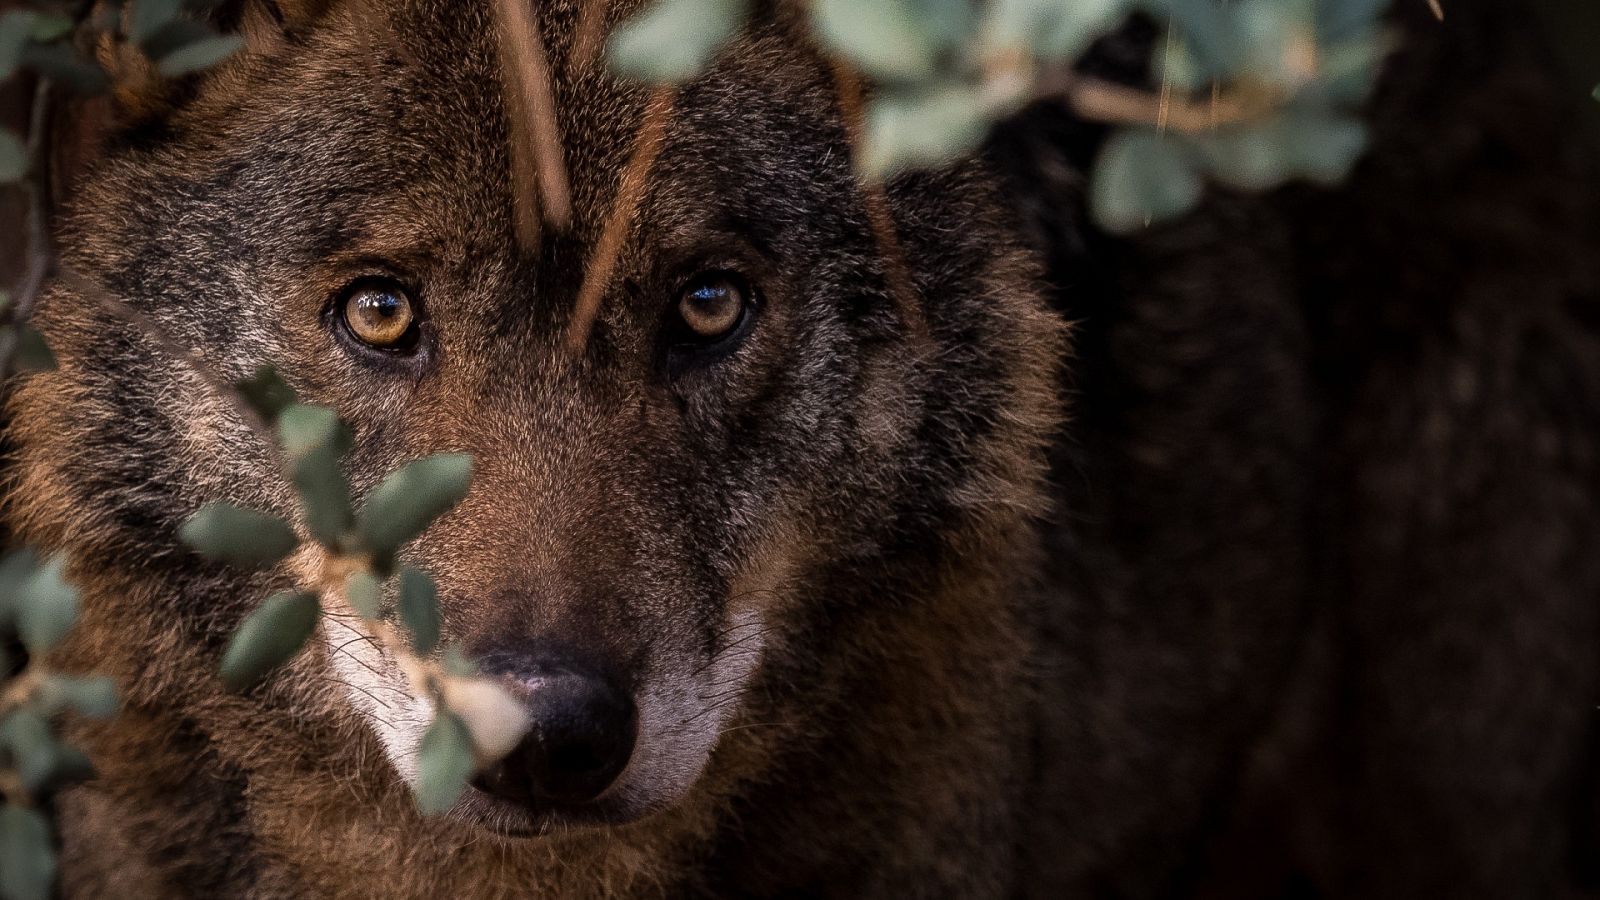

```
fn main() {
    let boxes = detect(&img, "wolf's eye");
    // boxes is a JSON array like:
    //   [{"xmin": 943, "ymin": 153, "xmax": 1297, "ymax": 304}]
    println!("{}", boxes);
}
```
[
  {"xmin": 676, "ymin": 274, "xmax": 749, "ymax": 341},
  {"xmin": 341, "ymin": 281, "xmax": 419, "ymax": 350}
]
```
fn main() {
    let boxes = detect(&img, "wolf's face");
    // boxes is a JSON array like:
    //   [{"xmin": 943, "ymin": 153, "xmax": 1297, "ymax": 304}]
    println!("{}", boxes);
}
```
[{"xmin": 12, "ymin": 0, "xmax": 1062, "ymax": 839}]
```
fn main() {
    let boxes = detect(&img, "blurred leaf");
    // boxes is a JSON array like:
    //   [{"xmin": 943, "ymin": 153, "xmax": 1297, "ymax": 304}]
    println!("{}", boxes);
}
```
[
  {"xmin": 1316, "ymin": 0, "xmax": 1387, "ymax": 44},
  {"xmin": 983, "ymin": 0, "xmax": 1123, "ymax": 61},
  {"xmin": 1090, "ymin": 128, "xmax": 1205, "ymax": 234},
  {"xmin": 414, "ymin": 711, "xmax": 474, "ymax": 815},
  {"xmin": 812, "ymin": 0, "xmax": 938, "ymax": 82},
  {"xmin": 0, "ymin": 805, "xmax": 55, "ymax": 900},
  {"xmin": 904, "ymin": 0, "xmax": 978, "ymax": 50},
  {"xmin": 29, "ymin": 15, "xmax": 75, "ymax": 43},
  {"xmin": 275, "ymin": 404, "xmax": 355, "ymax": 546},
  {"xmin": 0, "ymin": 130, "xmax": 26, "ymax": 184},
  {"xmin": 291, "ymin": 444, "xmax": 353, "ymax": 549},
  {"xmin": 277, "ymin": 405, "xmax": 344, "ymax": 461},
  {"xmin": 234, "ymin": 366, "xmax": 297, "ymax": 422},
  {"xmin": 1279, "ymin": 107, "xmax": 1369, "ymax": 184},
  {"xmin": 20, "ymin": 43, "xmax": 110, "ymax": 94},
  {"xmin": 397, "ymin": 567, "xmax": 440, "ymax": 656},
  {"xmin": 441, "ymin": 645, "xmax": 478, "ymax": 678},
  {"xmin": 157, "ymin": 33, "xmax": 243, "ymax": 78},
  {"xmin": 1192, "ymin": 121, "xmax": 1290, "ymax": 191},
  {"xmin": 0, "ymin": 709, "xmax": 60, "ymax": 793},
  {"xmin": 130, "ymin": 0, "xmax": 185, "ymax": 43},
  {"xmin": 180, "ymin": 502, "xmax": 299, "ymax": 568},
  {"xmin": 10, "ymin": 328, "xmax": 56, "ymax": 373},
  {"xmin": 219, "ymin": 590, "xmax": 320, "ymax": 690},
  {"xmin": 37, "ymin": 675, "xmax": 119, "ymax": 720},
  {"xmin": 16, "ymin": 556, "xmax": 79, "ymax": 655},
  {"xmin": 0, "ymin": 548, "xmax": 38, "ymax": 633},
  {"xmin": 861, "ymin": 86, "xmax": 989, "ymax": 177},
  {"xmin": 355, "ymin": 454, "xmax": 473, "ymax": 564},
  {"xmin": 344, "ymin": 571, "xmax": 382, "ymax": 620},
  {"xmin": 608, "ymin": 0, "xmax": 749, "ymax": 83},
  {"xmin": 0, "ymin": 10, "xmax": 37, "ymax": 81}
]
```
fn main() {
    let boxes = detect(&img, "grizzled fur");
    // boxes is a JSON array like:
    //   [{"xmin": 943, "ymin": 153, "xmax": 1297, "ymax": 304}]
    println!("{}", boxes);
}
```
[{"xmin": 4, "ymin": 0, "xmax": 1598, "ymax": 898}]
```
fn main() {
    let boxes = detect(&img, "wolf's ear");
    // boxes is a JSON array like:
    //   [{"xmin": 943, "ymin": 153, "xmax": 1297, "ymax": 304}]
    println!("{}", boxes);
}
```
[{"xmin": 48, "ymin": 0, "xmax": 338, "ymax": 203}]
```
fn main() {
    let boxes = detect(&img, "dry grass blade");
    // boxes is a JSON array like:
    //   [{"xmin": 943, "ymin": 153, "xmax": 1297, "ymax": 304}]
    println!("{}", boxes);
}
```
[
  {"xmin": 495, "ymin": 0, "xmax": 574, "ymax": 247},
  {"xmin": 827, "ymin": 58, "xmax": 929, "ymax": 343},
  {"xmin": 564, "ymin": 85, "xmax": 677, "ymax": 356},
  {"xmin": 573, "ymin": 0, "xmax": 610, "ymax": 72}
]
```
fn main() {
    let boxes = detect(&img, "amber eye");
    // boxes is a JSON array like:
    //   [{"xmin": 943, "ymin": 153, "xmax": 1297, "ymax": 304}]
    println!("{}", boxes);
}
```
[
  {"xmin": 341, "ymin": 281, "xmax": 418, "ymax": 350},
  {"xmin": 676, "ymin": 274, "xmax": 749, "ymax": 341}
]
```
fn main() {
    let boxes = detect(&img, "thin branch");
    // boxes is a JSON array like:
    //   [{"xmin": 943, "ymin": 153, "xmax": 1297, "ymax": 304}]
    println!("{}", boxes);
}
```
[
  {"xmin": 1065, "ymin": 74, "xmax": 1275, "ymax": 135},
  {"xmin": 563, "ymin": 85, "xmax": 676, "ymax": 356},
  {"xmin": 827, "ymin": 58, "xmax": 929, "ymax": 343},
  {"xmin": 572, "ymin": 0, "xmax": 609, "ymax": 73},
  {"xmin": 495, "ymin": 0, "xmax": 573, "ymax": 247},
  {"xmin": 12, "ymin": 78, "xmax": 56, "ymax": 326}
]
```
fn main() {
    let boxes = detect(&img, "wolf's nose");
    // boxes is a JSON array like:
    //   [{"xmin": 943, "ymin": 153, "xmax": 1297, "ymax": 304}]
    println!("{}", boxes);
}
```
[{"xmin": 472, "ymin": 665, "xmax": 638, "ymax": 806}]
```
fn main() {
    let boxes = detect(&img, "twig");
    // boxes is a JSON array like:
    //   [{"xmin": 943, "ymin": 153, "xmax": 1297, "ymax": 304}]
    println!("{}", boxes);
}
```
[
  {"xmin": 572, "ymin": 0, "xmax": 609, "ymax": 72},
  {"xmin": 495, "ymin": 0, "xmax": 573, "ymax": 247},
  {"xmin": 563, "ymin": 85, "xmax": 676, "ymax": 356},
  {"xmin": 1066, "ymin": 74, "xmax": 1275, "ymax": 135},
  {"xmin": 827, "ymin": 58, "xmax": 929, "ymax": 343},
  {"xmin": 12, "ymin": 78, "xmax": 56, "ymax": 326}
]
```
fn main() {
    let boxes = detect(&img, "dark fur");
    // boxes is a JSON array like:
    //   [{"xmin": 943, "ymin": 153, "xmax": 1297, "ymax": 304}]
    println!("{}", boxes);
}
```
[{"xmin": 4, "ymin": 0, "xmax": 1597, "ymax": 897}]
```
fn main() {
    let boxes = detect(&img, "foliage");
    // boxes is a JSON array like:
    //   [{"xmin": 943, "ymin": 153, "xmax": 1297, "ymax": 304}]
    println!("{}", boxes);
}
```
[
  {"xmin": 0, "ymin": 1, "xmax": 1435, "ymax": 897},
  {"xmin": 610, "ymin": 0, "xmax": 1394, "ymax": 232}
]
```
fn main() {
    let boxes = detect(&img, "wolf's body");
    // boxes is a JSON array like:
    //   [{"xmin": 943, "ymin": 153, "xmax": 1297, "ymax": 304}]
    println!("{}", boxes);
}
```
[{"xmin": 5, "ymin": 0, "xmax": 1598, "ymax": 897}]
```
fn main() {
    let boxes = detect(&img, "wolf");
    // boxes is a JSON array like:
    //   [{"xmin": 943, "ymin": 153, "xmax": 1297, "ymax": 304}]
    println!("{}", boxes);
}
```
[{"xmin": 5, "ymin": 0, "xmax": 1598, "ymax": 897}]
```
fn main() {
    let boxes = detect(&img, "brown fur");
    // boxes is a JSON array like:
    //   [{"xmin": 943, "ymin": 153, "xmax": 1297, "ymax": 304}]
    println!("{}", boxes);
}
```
[{"xmin": 3, "ymin": 0, "xmax": 1598, "ymax": 897}]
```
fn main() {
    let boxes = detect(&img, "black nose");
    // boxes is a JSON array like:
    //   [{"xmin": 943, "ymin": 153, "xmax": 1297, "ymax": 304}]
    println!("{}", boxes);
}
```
[{"xmin": 472, "ymin": 664, "xmax": 638, "ymax": 807}]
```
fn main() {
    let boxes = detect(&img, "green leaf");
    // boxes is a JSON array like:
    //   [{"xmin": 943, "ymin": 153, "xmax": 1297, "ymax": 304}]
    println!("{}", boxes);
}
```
[
  {"xmin": 0, "ymin": 548, "xmax": 38, "ymax": 633},
  {"xmin": 1090, "ymin": 128, "xmax": 1205, "ymax": 234},
  {"xmin": 38, "ymin": 675, "xmax": 119, "ymax": 720},
  {"xmin": 219, "ymin": 591, "xmax": 320, "ymax": 690},
  {"xmin": 157, "ymin": 33, "xmax": 243, "ymax": 78},
  {"xmin": 0, "ymin": 709, "xmax": 58, "ymax": 793},
  {"xmin": 344, "ymin": 570, "xmax": 383, "ymax": 620},
  {"xmin": 180, "ymin": 502, "xmax": 299, "ymax": 568},
  {"xmin": 29, "ymin": 15, "xmax": 75, "ymax": 43},
  {"xmin": 10, "ymin": 327, "xmax": 56, "ymax": 373},
  {"xmin": 16, "ymin": 556, "xmax": 79, "ymax": 655},
  {"xmin": 234, "ymin": 366, "xmax": 297, "ymax": 422},
  {"xmin": 19, "ymin": 43, "xmax": 110, "ymax": 94},
  {"xmin": 982, "ymin": 0, "xmax": 1123, "ymax": 61},
  {"xmin": 355, "ymin": 454, "xmax": 473, "ymax": 564},
  {"xmin": 277, "ymin": 405, "xmax": 354, "ymax": 546},
  {"xmin": 0, "ymin": 805, "xmax": 55, "ymax": 900},
  {"xmin": 812, "ymin": 0, "xmax": 938, "ymax": 82},
  {"xmin": 397, "ymin": 567, "xmax": 440, "ymax": 655},
  {"xmin": 860, "ymin": 86, "xmax": 990, "ymax": 177},
  {"xmin": 414, "ymin": 711, "xmax": 475, "ymax": 815},
  {"xmin": 0, "ymin": 130, "xmax": 26, "ymax": 184},
  {"xmin": 607, "ymin": 0, "xmax": 749, "ymax": 83},
  {"xmin": 130, "ymin": 0, "xmax": 185, "ymax": 43},
  {"xmin": 277, "ymin": 404, "xmax": 344, "ymax": 461},
  {"xmin": 0, "ymin": 10, "xmax": 38, "ymax": 81},
  {"xmin": 441, "ymin": 645, "xmax": 479, "ymax": 678},
  {"xmin": 1316, "ymin": 0, "xmax": 1387, "ymax": 44}
]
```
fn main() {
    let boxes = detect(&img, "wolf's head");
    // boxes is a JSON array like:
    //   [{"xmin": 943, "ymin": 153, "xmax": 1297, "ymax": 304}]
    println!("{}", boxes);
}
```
[{"xmin": 9, "ymin": 0, "xmax": 1063, "ymax": 840}]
